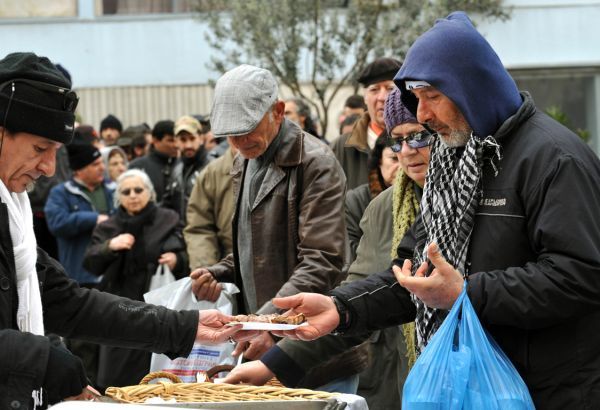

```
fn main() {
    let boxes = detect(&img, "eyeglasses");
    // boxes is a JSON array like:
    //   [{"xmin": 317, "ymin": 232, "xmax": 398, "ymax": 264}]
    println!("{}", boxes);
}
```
[
  {"xmin": 120, "ymin": 187, "xmax": 145, "ymax": 196},
  {"xmin": 386, "ymin": 130, "xmax": 434, "ymax": 153},
  {"xmin": 0, "ymin": 78, "xmax": 79, "ymax": 112}
]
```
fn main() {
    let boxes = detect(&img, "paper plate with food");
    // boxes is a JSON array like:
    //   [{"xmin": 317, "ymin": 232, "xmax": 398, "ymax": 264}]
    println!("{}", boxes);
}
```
[{"xmin": 227, "ymin": 313, "xmax": 308, "ymax": 330}]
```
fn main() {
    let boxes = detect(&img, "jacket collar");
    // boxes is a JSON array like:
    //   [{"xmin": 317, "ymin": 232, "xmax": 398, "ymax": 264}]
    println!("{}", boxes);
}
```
[
  {"xmin": 493, "ymin": 92, "xmax": 536, "ymax": 144},
  {"xmin": 345, "ymin": 112, "xmax": 372, "ymax": 152},
  {"xmin": 149, "ymin": 146, "xmax": 176, "ymax": 164}
]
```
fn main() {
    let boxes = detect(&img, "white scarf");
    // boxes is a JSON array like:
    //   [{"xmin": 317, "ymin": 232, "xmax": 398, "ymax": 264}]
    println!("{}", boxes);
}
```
[{"xmin": 0, "ymin": 180, "xmax": 44, "ymax": 335}]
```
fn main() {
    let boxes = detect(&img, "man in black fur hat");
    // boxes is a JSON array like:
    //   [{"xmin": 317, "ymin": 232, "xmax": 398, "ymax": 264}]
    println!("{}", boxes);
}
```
[{"xmin": 0, "ymin": 52, "xmax": 253, "ymax": 409}]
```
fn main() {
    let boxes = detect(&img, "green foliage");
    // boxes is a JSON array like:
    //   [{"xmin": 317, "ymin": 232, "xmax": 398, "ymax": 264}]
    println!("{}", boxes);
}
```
[
  {"xmin": 545, "ymin": 105, "xmax": 590, "ymax": 142},
  {"xmin": 196, "ymin": 0, "xmax": 509, "ymax": 137}
]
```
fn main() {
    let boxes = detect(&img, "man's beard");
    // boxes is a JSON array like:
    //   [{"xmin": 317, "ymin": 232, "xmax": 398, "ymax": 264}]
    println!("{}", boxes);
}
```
[
  {"xmin": 440, "ymin": 129, "xmax": 472, "ymax": 148},
  {"xmin": 26, "ymin": 180, "xmax": 36, "ymax": 193}
]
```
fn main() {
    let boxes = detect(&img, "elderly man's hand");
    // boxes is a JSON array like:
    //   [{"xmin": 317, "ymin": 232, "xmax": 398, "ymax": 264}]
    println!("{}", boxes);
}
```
[
  {"xmin": 270, "ymin": 293, "xmax": 339, "ymax": 341},
  {"xmin": 191, "ymin": 268, "xmax": 222, "ymax": 302},
  {"xmin": 232, "ymin": 331, "xmax": 275, "ymax": 360},
  {"xmin": 196, "ymin": 309, "xmax": 259, "ymax": 345},
  {"xmin": 221, "ymin": 360, "xmax": 275, "ymax": 386},
  {"xmin": 393, "ymin": 242, "xmax": 463, "ymax": 310}
]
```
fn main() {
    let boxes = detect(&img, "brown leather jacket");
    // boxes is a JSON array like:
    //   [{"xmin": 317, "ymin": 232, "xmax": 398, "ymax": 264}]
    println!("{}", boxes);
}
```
[
  {"xmin": 208, "ymin": 120, "xmax": 347, "ymax": 314},
  {"xmin": 332, "ymin": 113, "xmax": 371, "ymax": 190}
]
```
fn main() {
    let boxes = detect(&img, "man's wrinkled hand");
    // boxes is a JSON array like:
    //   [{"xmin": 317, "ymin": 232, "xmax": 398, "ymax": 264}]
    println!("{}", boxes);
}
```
[
  {"xmin": 232, "ymin": 331, "xmax": 275, "ymax": 360},
  {"xmin": 393, "ymin": 242, "xmax": 463, "ymax": 310},
  {"xmin": 221, "ymin": 360, "xmax": 275, "ymax": 386},
  {"xmin": 190, "ymin": 268, "xmax": 222, "ymax": 302},
  {"xmin": 270, "ymin": 293, "xmax": 339, "ymax": 341}
]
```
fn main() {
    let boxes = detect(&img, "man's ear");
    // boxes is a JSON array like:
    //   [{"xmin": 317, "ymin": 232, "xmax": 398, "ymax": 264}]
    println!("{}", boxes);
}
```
[{"xmin": 272, "ymin": 100, "xmax": 286, "ymax": 120}]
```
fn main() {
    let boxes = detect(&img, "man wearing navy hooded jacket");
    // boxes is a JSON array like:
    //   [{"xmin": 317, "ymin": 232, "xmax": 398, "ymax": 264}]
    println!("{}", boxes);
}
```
[{"xmin": 269, "ymin": 12, "xmax": 600, "ymax": 409}]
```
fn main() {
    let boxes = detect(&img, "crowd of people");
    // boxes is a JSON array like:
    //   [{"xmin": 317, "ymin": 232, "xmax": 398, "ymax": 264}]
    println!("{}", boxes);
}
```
[{"xmin": 1, "ymin": 10, "xmax": 600, "ymax": 410}]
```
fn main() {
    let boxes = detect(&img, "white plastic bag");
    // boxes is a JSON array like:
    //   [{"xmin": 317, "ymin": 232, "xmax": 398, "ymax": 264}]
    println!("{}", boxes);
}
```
[
  {"xmin": 144, "ymin": 277, "xmax": 239, "ymax": 382},
  {"xmin": 148, "ymin": 263, "xmax": 176, "ymax": 291}
]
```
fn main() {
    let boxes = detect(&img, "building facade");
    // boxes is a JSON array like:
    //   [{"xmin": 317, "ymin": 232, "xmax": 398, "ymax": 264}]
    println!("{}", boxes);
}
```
[{"xmin": 0, "ymin": 0, "xmax": 598, "ymax": 147}]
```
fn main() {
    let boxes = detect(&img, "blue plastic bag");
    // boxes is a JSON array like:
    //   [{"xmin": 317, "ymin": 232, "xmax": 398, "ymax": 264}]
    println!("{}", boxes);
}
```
[{"xmin": 402, "ymin": 284, "xmax": 535, "ymax": 409}]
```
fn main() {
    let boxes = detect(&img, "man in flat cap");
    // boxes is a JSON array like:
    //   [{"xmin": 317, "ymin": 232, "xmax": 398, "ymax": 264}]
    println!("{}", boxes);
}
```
[
  {"xmin": 190, "ymin": 65, "xmax": 364, "ymax": 390},
  {"xmin": 0, "ymin": 52, "xmax": 252, "ymax": 409},
  {"xmin": 332, "ymin": 57, "xmax": 401, "ymax": 189}
]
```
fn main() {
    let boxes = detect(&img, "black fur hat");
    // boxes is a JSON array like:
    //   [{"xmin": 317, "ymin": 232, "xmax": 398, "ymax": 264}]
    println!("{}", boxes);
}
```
[{"xmin": 0, "ymin": 52, "xmax": 78, "ymax": 144}]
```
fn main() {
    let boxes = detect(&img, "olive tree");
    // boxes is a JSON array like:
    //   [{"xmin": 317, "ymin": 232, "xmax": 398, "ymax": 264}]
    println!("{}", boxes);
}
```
[{"xmin": 196, "ymin": 0, "xmax": 509, "ymax": 137}]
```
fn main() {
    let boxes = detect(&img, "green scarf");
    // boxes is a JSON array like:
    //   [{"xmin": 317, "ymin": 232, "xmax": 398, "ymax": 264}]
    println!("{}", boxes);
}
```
[{"xmin": 391, "ymin": 170, "xmax": 420, "ymax": 369}]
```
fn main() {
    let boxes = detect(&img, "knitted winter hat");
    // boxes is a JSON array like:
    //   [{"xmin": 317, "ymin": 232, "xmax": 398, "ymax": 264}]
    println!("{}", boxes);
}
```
[
  {"xmin": 67, "ymin": 142, "xmax": 101, "ymax": 171},
  {"xmin": 0, "ymin": 52, "xmax": 78, "ymax": 144},
  {"xmin": 384, "ymin": 88, "xmax": 417, "ymax": 132},
  {"xmin": 100, "ymin": 114, "xmax": 123, "ymax": 133}
]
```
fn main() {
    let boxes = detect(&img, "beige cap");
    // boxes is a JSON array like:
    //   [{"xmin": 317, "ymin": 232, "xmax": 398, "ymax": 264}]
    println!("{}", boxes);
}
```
[{"xmin": 174, "ymin": 115, "xmax": 201, "ymax": 136}]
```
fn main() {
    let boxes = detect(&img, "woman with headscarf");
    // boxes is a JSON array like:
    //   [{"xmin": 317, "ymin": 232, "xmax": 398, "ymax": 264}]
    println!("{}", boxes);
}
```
[
  {"xmin": 100, "ymin": 146, "xmax": 128, "ymax": 182},
  {"xmin": 83, "ymin": 168, "xmax": 189, "ymax": 390}
]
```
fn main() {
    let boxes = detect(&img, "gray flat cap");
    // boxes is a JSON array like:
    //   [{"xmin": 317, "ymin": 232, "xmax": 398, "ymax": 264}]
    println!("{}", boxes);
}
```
[{"xmin": 211, "ymin": 64, "xmax": 278, "ymax": 138}]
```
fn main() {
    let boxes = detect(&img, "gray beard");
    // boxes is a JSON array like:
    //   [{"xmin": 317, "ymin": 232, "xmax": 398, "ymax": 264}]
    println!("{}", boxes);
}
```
[
  {"xmin": 26, "ymin": 180, "xmax": 36, "ymax": 193},
  {"xmin": 440, "ymin": 130, "xmax": 471, "ymax": 148}
]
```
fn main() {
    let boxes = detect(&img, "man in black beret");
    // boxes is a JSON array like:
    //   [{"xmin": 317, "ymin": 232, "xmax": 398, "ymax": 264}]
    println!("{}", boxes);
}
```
[
  {"xmin": 0, "ymin": 52, "xmax": 254, "ymax": 409},
  {"xmin": 332, "ymin": 57, "xmax": 401, "ymax": 189}
]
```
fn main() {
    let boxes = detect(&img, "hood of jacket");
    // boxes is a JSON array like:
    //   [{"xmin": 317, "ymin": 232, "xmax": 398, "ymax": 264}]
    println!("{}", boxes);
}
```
[{"xmin": 394, "ymin": 11, "xmax": 522, "ymax": 139}]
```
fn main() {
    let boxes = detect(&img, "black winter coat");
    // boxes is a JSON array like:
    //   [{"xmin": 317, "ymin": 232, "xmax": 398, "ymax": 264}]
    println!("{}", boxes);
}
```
[
  {"xmin": 0, "ymin": 205, "xmax": 198, "ymax": 409},
  {"xmin": 331, "ymin": 94, "xmax": 600, "ymax": 409},
  {"xmin": 83, "ymin": 203, "xmax": 189, "ymax": 389}
]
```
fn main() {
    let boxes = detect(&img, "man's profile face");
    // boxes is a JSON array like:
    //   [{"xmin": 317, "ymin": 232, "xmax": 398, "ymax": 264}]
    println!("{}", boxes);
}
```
[
  {"xmin": 228, "ymin": 102, "xmax": 284, "ymax": 159},
  {"xmin": 412, "ymin": 86, "xmax": 472, "ymax": 147},
  {"xmin": 75, "ymin": 157, "xmax": 105, "ymax": 188},
  {"xmin": 101, "ymin": 128, "xmax": 120, "ymax": 146},
  {"xmin": 284, "ymin": 101, "xmax": 305, "ymax": 128},
  {"xmin": 178, "ymin": 131, "xmax": 202, "ymax": 159},
  {"xmin": 0, "ymin": 130, "xmax": 60, "ymax": 193},
  {"xmin": 202, "ymin": 131, "xmax": 217, "ymax": 152},
  {"xmin": 153, "ymin": 134, "xmax": 180, "ymax": 158},
  {"xmin": 364, "ymin": 80, "xmax": 396, "ymax": 128}
]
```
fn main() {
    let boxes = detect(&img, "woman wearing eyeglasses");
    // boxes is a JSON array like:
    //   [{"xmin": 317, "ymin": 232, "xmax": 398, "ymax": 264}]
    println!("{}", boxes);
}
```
[{"xmin": 83, "ymin": 168, "xmax": 189, "ymax": 391}]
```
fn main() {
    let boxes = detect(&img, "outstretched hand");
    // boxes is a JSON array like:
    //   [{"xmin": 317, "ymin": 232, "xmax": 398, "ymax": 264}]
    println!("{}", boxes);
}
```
[
  {"xmin": 232, "ymin": 331, "xmax": 275, "ymax": 360},
  {"xmin": 196, "ymin": 309, "xmax": 259, "ymax": 345},
  {"xmin": 270, "ymin": 293, "xmax": 339, "ymax": 341},
  {"xmin": 393, "ymin": 242, "xmax": 463, "ymax": 310},
  {"xmin": 221, "ymin": 360, "xmax": 275, "ymax": 386}
]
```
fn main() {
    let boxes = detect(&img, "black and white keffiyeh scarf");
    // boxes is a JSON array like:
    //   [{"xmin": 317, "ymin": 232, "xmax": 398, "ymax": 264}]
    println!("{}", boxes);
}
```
[{"xmin": 412, "ymin": 133, "xmax": 501, "ymax": 354}]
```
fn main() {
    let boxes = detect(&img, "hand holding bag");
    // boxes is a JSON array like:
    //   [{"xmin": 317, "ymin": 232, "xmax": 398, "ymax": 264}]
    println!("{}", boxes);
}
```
[
  {"xmin": 402, "ymin": 283, "xmax": 535, "ymax": 410},
  {"xmin": 144, "ymin": 277, "xmax": 239, "ymax": 382},
  {"xmin": 148, "ymin": 263, "xmax": 176, "ymax": 291}
]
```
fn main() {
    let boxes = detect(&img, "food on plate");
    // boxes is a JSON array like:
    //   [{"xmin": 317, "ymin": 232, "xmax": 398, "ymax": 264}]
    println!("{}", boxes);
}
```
[{"xmin": 231, "ymin": 313, "xmax": 306, "ymax": 325}]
